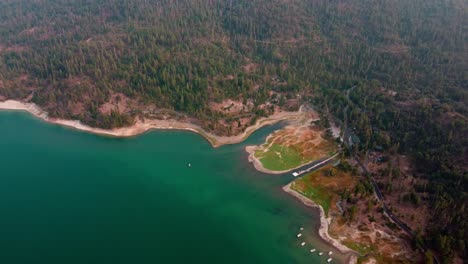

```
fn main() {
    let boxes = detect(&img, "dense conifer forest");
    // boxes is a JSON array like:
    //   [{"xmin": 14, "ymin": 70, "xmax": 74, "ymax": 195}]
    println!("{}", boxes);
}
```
[{"xmin": 0, "ymin": 0, "xmax": 466, "ymax": 262}]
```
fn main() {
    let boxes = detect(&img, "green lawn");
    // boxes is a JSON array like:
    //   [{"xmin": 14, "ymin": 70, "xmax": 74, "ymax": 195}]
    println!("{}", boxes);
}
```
[
  {"xmin": 255, "ymin": 143, "xmax": 305, "ymax": 171},
  {"xmin": 291, "ymin": 180, "xmax": 332, "ymax": 216}
]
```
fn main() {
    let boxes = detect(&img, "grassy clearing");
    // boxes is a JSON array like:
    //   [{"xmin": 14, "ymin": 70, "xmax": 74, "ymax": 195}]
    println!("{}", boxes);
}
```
[
  {"xmin": 255, "ymin": 143, "xmax": 305, "ymax": 171},
  {"xmin": 253, "ymin": 125, "xmax": 338, "ymax": 172},
  {"xmin": 291, "ymin": 180, "xmax": 332, "ymax": 215}
]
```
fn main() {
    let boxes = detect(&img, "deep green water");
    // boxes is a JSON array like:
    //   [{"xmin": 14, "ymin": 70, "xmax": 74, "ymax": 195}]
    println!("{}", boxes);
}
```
[{"xmin": 0, "ymin": 112, "xmax": 346, "ymax": 264}]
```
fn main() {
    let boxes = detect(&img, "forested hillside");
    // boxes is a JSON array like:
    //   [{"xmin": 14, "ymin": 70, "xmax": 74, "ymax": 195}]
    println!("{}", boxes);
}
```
[{"xmin": 0, "ymin": 0, "xmax": 466, "ymax": 262}]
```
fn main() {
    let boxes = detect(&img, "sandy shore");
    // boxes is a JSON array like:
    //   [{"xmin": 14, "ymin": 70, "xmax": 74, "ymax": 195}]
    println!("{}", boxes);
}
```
[
  {"xmin": 283, "ymin": 183, "xmax": 358, "ymax": 264},
  {"xmin": 0, "ymin": 100, "xmax": 303, "ymax": 147}
]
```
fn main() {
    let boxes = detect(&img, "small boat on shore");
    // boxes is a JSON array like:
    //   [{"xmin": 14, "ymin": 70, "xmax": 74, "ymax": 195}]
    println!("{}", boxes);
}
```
[
  {"xmin": 328, "ymin": 251, "xmax": 333, "ymax": 255},
  {"xmin": 310, "ymin": 249, "xmax": 316, "ymax": 252},
  {"xmin": 297, "ymin": 233, "xmax": 302, "ymax": 238},
  {"xmin": 318, "ymin": 252, "xmax": 323, "ymax": 256},
  {"xmin": 300, "ymin": 242, "xmax": 305, "ymax": 246},
  {"xmin": 327, "ymin": 257, "xmax": 333, "ymax": 262},
  {"xmin": 299, "ymin": 227, "xmax": 304, "ymax": 231}
]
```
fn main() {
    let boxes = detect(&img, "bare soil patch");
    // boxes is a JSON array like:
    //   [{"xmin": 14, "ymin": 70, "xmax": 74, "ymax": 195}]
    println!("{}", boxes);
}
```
[
  {"xmin": 209, "ymin": 99, "xmax": 248, "ymax": 114},
  {"xmin": 99, "ymin": 93, "xmax": 133, "ymax": 115},
  {"xmin": 242, "ymin": 63, "xmax": 258, "ymax": 73},
  {"xmin": 293, "ymin": 163, "xmax": 421, "ymax": 263},
  {"xmin": 3, "ymin": 45, "xmax": 28, "ymax": 53}
]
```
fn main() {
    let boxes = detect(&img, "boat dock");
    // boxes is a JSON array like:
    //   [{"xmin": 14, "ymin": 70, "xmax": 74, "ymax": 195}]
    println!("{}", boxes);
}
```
[{"xmin": 292, "ymin": 153, "xmax": 340, "ymax": 177}]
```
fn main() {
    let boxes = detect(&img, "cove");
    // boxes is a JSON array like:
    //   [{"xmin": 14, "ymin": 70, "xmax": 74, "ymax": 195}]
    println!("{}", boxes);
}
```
[{"xmin": 0, "ymin": 112, "xmax": 346, "ymax": 264}]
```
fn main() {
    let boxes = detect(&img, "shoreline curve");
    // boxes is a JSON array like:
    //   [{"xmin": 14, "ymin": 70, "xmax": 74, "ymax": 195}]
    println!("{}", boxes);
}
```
[{"xmin": 0, "ymin": 100, "xmax": 303, "ymax": 148}]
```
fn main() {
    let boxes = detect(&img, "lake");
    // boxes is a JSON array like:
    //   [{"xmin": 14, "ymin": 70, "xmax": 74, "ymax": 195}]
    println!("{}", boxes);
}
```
[{"xmin": 0, "ymin": 112, "xmax": 345, "ymax": 264}]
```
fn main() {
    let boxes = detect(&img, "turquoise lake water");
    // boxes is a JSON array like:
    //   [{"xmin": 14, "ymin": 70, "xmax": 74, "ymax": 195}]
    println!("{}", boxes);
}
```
[{"xmin": 0, "ymin": 112, "xmax": 346, "ymax": 264}]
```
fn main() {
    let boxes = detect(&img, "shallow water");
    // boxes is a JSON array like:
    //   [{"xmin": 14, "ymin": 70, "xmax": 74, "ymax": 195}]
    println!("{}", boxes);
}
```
[{"xmin": 0, "ymin": 112, "xmax": 346, "ymax": 264}]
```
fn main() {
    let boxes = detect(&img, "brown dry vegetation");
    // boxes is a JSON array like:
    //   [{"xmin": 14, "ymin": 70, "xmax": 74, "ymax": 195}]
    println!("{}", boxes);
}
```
[
  {"xmin": 242, "ymin": 62, "xmax": 258, "ymax": 73},
  {"xmin": 209, "ymin": 99, "xmax": 249, "ymax": 114},
  {"xmin": 294, "ymin": 163, "xmax": 421, "ymax": 263},
  {"xmin": 367, "ymin": 154, "xmax": 431, "ymax": 234},
  {"xmin": 293, "ymin": 164, "xmax": 357, "ymax": 214},
  {"xmin": 260, "ymin": 123, "xmax": 336, "ymax": 160},
  {"xmin": 99, "ymin": 92, "xmax": 134, "ymax": 115}
]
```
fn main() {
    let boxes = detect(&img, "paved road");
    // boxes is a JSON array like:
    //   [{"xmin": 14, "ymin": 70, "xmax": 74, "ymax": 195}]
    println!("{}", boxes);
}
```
[
  {"xmin": 353, "ymin": 156, "xmax": 439, "ymax": 263},
  {"xmin": 292, "ymin": 153, "xmax": 340, "ymax": 177},
  {"xmin": 343, "ymin": 86, "xmax": 417, "ymax": 237},
  {"xmin": 353, "ymin": 157, "xmax": 414, "ymax": 237},
  {"xmin": 342, "ymin": 87, "xmax": 439, "ymax": 263},
  {"xmin": 283, "ymin": 154, "xmax": 340, "ymax": 180}
]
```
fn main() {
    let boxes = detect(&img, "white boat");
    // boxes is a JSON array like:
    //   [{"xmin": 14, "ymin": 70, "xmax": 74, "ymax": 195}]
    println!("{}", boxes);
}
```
[
  {"xmin": 300, "ymin": 227, "xmax": 304, "ymax": 231},
  {"xmin": 300, "ymin": 242, "xmax": 306, "ymax": 246},
  {"xmin": 188, "ymin": 163, "xmax": 191, "ymax": 167},
  {"xmin": 327, "ymin": 258, "xmax": 333, "ymax": 262},
  {"xmin": 328, "ymin": 251, "xmax": 333, "ymax": 255},
  {"xmin": 292, "ymin": 172, "xmax": 299, "ymax": 177},
  {"xmin": 310, "ymin": 249, "xmax": 316, "ymax": 253},
  {"xmin": 318, "ymin": 252, "xmax": 323, "ymax": 256},
  {"xmin": 297, "ymin": 233, "xmax": 302, "ymax": 238}
]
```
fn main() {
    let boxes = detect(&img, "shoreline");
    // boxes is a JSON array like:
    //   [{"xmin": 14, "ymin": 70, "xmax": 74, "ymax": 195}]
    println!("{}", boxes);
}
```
[
  {"xmin": 0, "ymin": 100, "xmax": 303, "ymax": 148},
  {"xmin": 283, "ymin": 183, "xmax": 358, "ymax": 264},
  {"xmin": 1, "ymin": 99, "xmax": 358, "ymax": 262}
]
